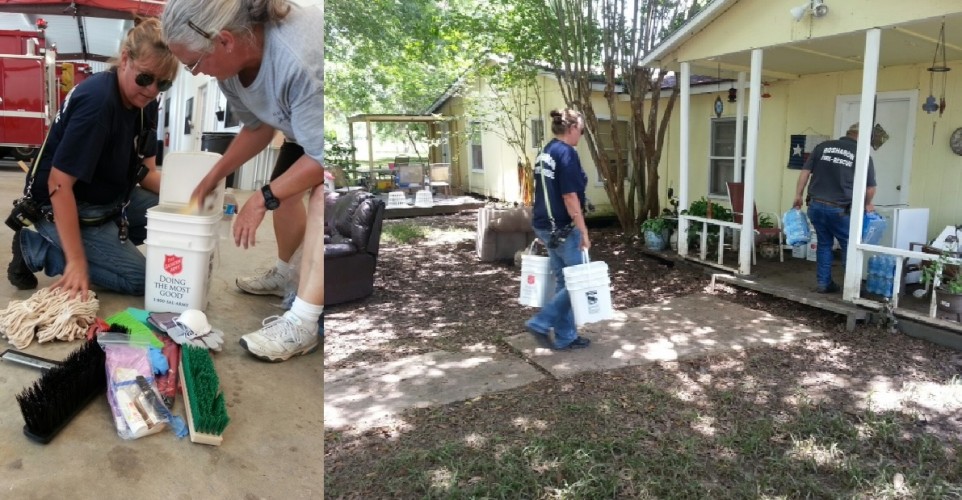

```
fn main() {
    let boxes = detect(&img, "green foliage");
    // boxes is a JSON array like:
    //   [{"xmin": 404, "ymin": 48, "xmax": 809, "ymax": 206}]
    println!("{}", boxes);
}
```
[
  {"xmin": 683, "ymin": 197, "xmax": 733, "ymax": 223},
  {"xmin": 920, "ymin": 246, "xmax": 962, "ymax": 294},
  {"xmin": 640, "ymin": 216, "xmax": 669, "ymax": 234},
  {"xmin": 383, "ymin": 223, "xmax": 427, "ymax": 244},
  {"xmin": 758, "ymin": 213, "xmax": 775, "ymax": 228},
  {"xmin": 324, "ymin": 139, "xmax": 361, "ymax": 187}
]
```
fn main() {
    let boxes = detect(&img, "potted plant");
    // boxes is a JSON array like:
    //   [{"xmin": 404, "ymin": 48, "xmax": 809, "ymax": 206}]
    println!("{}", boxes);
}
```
[
  {"xmin": 757, "ymin": 213, "xmax": 780, "ymax": 259},
  {"xmin": 681, "ymin": 197, "xmax": 733, "ymax": 255},
  {"xmin": 641, "ymin": 216, "xmax": 671, "ymax": 251},
  {"xmin": 920, "ymin": 243, "xmax": 962, "ymax": 322}
]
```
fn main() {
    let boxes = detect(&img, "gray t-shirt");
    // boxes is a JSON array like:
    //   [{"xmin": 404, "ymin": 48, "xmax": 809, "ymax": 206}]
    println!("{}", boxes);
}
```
[
  {"xmin": 802, "ymin": 136, "xmax": 876, "ymax": 205},
  {"xmin": 218, "ymin": 4, "xmax": 323, "ymax": 164}
]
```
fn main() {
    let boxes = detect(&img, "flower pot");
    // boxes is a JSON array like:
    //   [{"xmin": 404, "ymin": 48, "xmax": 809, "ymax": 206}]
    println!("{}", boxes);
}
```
[
  {"xmin": 644, "ymin": 230, "xmax": 668, "ymax": 251},
  {"xmin": 936, "ymin": 288, "xmax": 962, "ymax": 322},
  {"xmin": 759, "ymin": 242, "xmax": 780, "ymax": 260}
]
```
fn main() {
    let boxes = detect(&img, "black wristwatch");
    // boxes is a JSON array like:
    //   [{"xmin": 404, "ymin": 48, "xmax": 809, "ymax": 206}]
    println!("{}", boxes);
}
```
[{"xmin": 261, "ymin": 184, "xmax": 280, "ymax": 210}]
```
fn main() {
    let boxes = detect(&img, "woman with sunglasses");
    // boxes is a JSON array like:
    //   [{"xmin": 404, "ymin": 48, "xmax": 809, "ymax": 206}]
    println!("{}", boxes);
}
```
[
  {"xmin": 7, "ymin": 18, "xmax": 179, "ymax": 299},
  {"xmin": 162, "ymin": 0, "xmax": 325, "ymax": 362},
  {"xmin": 524, "ymin": 108, "xmax": 593, "ymax": 351}
]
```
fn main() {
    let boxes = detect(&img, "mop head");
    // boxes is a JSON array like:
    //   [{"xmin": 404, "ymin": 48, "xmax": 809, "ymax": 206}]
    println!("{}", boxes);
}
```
[
  {"xmin": 0, "ymin": 288, "xmax": 99, "ymax": 349},
  {"xmin": 15, "ymin": 339, "xmax": 107, "ymax": 444},
  {"xmin": 179, "ymin": 345, "xmax": 229, "ymax": 445}
]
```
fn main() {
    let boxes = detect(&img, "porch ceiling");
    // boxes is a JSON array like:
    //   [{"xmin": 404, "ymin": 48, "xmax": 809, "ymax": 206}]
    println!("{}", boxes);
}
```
[{"xmin": 684, "ymin": 14, "xmax": 962, "ymax": 81}]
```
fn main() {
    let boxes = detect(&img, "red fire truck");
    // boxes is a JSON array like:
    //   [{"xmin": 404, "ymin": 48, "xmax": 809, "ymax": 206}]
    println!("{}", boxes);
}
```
[{"xmin": 0, "ymin": 28, "xmax": 91, "ymax": 161}]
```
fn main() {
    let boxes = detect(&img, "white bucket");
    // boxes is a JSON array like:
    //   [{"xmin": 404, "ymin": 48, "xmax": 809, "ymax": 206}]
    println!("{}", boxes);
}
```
[
  {"xmin": 519, "ymin": 252, "xmax": 554, "ymax": 307},
  {"xmin": 563, "ymin": 251, "xmax": 614, "ymax": 326},
  {"xmin": 144, "ymin": 235, "xmax": 216, "ymax": 313}
]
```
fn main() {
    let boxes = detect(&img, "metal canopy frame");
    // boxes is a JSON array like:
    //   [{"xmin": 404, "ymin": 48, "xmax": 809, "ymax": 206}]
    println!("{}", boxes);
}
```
[{"xmin": 346, "ymin": 113, "xmax": 453, "ymax": 173}]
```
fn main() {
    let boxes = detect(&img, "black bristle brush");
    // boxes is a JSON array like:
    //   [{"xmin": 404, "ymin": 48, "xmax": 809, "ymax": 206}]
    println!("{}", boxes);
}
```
[{"xmin": 15, "ymin": 324, "xmax": 128, "ymax": 444}]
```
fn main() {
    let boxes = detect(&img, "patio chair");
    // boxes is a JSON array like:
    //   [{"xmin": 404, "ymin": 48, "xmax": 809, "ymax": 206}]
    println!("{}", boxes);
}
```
[
  {"xmin": 429, "ymin": 163, "xmax": 452, "ymax": 196},
  {"xmin": 726, "ymin": 181, "xmax": 784, "ymax": 264},
  {"xmin": 396, "ymin": 163, "xmax": 424, "ymax": 194}
]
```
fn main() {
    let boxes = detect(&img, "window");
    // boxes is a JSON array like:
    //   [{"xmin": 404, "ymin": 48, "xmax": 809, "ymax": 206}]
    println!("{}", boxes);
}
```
[
  {"xmin": 530, "ymin": 118, "xmax": 544, "ymax": 149},
  {"xmin": 470, "ymin": 121, "xmax": 484, "ymax": 171},
  {"xmin": 709, "ymin": 118, "xmax": 747, "ymax": 197},
  {"xmin": 595, "ymin": 119, "xmax": 631, "ymax": 183}
]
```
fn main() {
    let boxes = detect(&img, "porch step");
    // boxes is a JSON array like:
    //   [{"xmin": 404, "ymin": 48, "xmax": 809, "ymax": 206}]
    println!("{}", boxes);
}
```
[{"xmin": 710, "ymin": 273, "xmax": 870, "ymax": 331}]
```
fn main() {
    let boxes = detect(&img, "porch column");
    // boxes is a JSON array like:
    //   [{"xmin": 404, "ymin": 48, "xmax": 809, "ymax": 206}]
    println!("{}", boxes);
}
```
[
  {"xmin": 733, "ymin": 72, "xmax": 746, "ymax": 183},
  {"xmin": 843, "ymin": 28, "xmax": 881, "ymax": 301},
  {"xmin": 366, "ymin": 120, "xmax": 375, "ymax": 171},
  {"xmin": 348, "ymin": 120, "xmax": 356, "ymax": 169},
  {"xmin": 738, "ymin": 49, "xmax": 763, "ymax": 275},
  {"xmin": 679, "ymin": 62, "xmax": 691, "ymax": 257}
]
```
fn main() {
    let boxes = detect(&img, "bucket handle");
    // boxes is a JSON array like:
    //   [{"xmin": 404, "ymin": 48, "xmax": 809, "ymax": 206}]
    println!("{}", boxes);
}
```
[
  {"xmin": 581, "ymin": 249, "xmax": 590, "ymax": 264},
  {"xmin": 526, "ymin": 238, "xmax": 547, "ymax": 255}
]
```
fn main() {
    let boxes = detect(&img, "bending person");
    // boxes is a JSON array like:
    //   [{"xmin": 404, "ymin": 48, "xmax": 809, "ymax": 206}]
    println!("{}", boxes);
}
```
[
  {"xmin": 162, "ymin": 0, "xmax": 324, "ymax": 362},
  {"xmin": 7, "ymin": 18, "xmax": 176, "ymax": 298}
]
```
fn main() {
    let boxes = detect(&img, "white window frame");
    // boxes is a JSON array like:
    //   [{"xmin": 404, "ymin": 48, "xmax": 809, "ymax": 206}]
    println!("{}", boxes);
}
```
[
  {"xmin": 708, "ymin": 117, "xmax": 746, "ymax": 198},
  {"xmin": 470, "ymin": 121, "xmax": 484, "ymax": 172},
  {"xmin": 595, "ymin": 117, "xmax": 631, "ymax": 187},
  {"xmin": 530, "ymin": 118, "xmax": 544, "ymax": 150}
]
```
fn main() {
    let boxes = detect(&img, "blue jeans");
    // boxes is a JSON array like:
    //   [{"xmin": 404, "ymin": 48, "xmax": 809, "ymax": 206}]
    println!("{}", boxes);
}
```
[
  {"xmin": 526, "ymin": 227, "xmax": 584, "ymax": 348},
  {"xmin": 806, "ymin": 201, "xmax": 849, "ymax": 289},
  {"xmin": 20, "ymin": 187, "xmax": 158, "ymax": 295}
]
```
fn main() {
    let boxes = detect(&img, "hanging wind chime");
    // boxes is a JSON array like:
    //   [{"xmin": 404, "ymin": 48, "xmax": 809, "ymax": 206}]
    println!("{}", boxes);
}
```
[
  {"xmin": 924, "ymin": 21, "xmax": 951, "ymax": 145},
  {"xmin": 714, "ymin": 64, "xmax": 724, "ymax": 118},
  {"xmin": 923, "ymin": 21, "xmax": 950, "ymax": 116}
]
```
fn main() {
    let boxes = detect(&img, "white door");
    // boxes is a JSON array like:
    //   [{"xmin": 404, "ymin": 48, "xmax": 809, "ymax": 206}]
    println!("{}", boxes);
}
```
[{"xmin": 835, "ymin": 91, "xmax": 917, "ymax": 206}]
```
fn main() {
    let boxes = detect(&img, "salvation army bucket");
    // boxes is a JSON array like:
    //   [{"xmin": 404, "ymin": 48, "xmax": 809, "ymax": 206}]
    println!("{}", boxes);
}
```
[
  {"xmin": 563, "ymin": 250, "xmax": 614, "ymax": 326},
  {"xmin": 144, "ymin": 234, "xmax": 216, "ymax": 313},
  {"xmin": 518, "ymin": 242, "xmax": 554, "ymax": 307}
]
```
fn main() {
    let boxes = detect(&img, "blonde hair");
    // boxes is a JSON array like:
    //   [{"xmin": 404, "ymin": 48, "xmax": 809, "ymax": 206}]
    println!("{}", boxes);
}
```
[
  {"xmin": 162, "ymin": 0, "xmax": 291, "ymax": 52},
  {"xmin": 549, "ymin": 108, "xmax": 583, "ymax": 136},
  {"xmin": 111, "ymin": 18, "xmax": 179, "ymax": 81}
]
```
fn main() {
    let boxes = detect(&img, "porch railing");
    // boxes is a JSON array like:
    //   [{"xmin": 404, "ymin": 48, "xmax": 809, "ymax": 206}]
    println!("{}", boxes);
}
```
[
  {"xmin": 854, "ymin": 244, "xmax": 962, "ymax": 321},
  {"xmin": 679, "ymin": 214, "xmax": 744, "ymax": 274}
]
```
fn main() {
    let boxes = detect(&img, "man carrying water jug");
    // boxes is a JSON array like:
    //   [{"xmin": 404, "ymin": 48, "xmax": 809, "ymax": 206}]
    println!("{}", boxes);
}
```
[{"xmin": 793, "ymin": 122, "xmax": 877, "ymax": 294}]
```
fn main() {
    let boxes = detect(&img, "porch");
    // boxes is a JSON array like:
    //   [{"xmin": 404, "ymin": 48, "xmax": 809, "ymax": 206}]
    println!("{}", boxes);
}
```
[{"xmin": 663, "ymin": 242, "xmax": 962, "ymax": 345}]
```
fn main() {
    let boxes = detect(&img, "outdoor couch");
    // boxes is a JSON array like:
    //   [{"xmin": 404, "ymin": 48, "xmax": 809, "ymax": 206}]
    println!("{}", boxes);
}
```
[
  {"xmin": 476, "ymin": 206, "xmax": 535, "ymax": 262},
  {"xmin": 324, "ymin": 190, "xmax": 386, "ymax": 305}
]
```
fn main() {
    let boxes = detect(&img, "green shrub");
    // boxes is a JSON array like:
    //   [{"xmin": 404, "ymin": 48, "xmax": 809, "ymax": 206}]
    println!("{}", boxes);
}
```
[{"xmin": 383, "ymin": 223, "xmax": 426, "ymax": 244}]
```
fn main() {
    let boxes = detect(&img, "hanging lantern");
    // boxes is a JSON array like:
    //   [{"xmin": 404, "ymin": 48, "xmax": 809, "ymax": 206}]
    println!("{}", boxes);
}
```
[
  {"xmin": 761, "ymin": 82, "xmax": 772, "ymax": 99},
  {"xmin": 727, "ymin": 87, "xmax": 737, "ymax": 103}
]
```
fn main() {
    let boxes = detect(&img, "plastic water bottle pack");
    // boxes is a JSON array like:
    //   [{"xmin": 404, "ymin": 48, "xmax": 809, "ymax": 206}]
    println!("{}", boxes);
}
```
[
  {"xmin": 783, "ymin": 208, "xmax": 811, "ymax": 247},
  {"xmin": 866, "ymin": 254, "xmax": 896, "ymax": 298}
]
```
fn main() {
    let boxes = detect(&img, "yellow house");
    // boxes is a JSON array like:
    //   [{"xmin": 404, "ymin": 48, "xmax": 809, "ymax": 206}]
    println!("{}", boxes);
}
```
[
  {"xmin": 426, "ymin": 70, "xmax": 635, "ymax": 213},
  {"xmin": 643, "ymin": 0, "xmax": 962, "ymax": 320}
]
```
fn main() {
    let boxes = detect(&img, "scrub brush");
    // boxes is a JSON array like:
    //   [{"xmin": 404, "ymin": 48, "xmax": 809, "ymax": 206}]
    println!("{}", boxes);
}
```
[
  {"xmin": 178, "ymin": 345, "xmax": 230, "ymax": 445},
  {"xmin": 15, "ymin": 339, "xmax": 107, "ymax": 444}
]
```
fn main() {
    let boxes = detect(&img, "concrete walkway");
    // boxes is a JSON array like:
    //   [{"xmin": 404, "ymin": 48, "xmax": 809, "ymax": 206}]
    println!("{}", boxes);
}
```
[{"xmin": 325, "ymin": 293, "xmax": 825, "ymax": 431}]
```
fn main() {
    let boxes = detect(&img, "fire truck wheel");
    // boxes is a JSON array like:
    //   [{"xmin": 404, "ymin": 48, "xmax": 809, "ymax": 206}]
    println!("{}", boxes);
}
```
[{"xmin": 10, "ymin": 148, "xmax": 37, "ymax": 162}]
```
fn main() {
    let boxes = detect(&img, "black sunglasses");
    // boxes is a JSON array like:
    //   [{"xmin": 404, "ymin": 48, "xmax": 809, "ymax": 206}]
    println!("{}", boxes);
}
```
[{"xmin": 135, "ymin": 72, "xmax": 173, "ymax": 92}]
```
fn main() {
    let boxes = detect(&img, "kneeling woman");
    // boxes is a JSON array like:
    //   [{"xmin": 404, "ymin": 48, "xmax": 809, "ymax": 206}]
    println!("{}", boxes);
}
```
[{"xmin": 7, "ymin": 18, "xmax": 179, "ymax": 298}]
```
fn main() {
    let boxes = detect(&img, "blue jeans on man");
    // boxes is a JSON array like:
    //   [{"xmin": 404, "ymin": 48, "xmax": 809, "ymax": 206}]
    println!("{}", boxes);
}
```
[
  {"xmin": 525, "ymin": 227, "xmax": 585, "ymax": 349},
  {"xmin": 806, "ymin": 200, "xmax": 850, "ymax": 291},
  {"xmin": 19, "ymin": 187, "xmax": 158, "ymax": 295}
]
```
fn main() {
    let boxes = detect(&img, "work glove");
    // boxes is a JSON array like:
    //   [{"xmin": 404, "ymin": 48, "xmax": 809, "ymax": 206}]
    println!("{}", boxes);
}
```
[{"xmin": 166, "ymin": 323, "xmax": 224, "ymax": 352}]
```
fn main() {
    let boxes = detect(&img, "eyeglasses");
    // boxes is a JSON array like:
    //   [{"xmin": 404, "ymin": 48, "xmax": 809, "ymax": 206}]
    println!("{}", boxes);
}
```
[
  {"xmin": 134, "ymin": 72, "xmax": 173, "ymax": 92},
  {"xmin": 183, "ymin": 51, "xmax": 207, "ymax": 74}
]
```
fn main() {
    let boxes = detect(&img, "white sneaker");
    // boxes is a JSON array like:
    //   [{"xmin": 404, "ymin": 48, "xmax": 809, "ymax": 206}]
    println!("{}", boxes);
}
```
[
  {"xmin": 236, "ymin": 267, "xmax": 289, "ymax": 297},
  {"xmin": 239, "ymin": 313, "xmax": 320, "ymax": 362}
]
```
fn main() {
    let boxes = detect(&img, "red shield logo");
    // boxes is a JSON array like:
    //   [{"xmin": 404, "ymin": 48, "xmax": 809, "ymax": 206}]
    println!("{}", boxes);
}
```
[
  {"xmin": 527, "ymin": 274, "xmax": 535, "ymax": 285},
  {"xmin": 164, "ymin": 254, "xmax": 183, "ymax": 275}
]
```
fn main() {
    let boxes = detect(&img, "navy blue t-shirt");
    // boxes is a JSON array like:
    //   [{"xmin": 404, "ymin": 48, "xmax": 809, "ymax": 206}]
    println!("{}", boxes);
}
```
[
  {"xmin": 532, "ymin": 139, "xmax": 587, "ymax": 231},
  {"xmin": 29, "ymin": 69, "xmax": 158, "ymax": 206}
]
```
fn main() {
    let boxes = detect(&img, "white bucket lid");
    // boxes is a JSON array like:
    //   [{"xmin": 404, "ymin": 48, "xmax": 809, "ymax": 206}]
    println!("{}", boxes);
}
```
[{"xmin": 158, "ymin": 151, "xmax": 225, "ymax": 215}]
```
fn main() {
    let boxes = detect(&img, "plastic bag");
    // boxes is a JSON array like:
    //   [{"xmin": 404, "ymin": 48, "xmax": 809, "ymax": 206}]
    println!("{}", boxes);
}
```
[
  {"xmin": 862, "ymin": 211, "xmax": 887, "ymax": 245},
  {"xmin": 783, "ymin": 208, "xmax": 811, "ymax": 247},
  {"xmin": 99, "ymin": 334, "xmax": 171, "ymax": 440}
]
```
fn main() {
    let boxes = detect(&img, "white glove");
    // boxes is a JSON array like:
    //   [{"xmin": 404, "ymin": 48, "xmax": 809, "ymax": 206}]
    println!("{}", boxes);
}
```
[{"xmin": 166, "ymin": 324, "xmax": 224, "ymax": 352}]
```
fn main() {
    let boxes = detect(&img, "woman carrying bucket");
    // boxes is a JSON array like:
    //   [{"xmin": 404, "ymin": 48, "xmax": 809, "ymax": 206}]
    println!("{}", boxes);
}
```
[{"xmin": 524, "ymin": 109, "xmax": 592, "ymax": 351}]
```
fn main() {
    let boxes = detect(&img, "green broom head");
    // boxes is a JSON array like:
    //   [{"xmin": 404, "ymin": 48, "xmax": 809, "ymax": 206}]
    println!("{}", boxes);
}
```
[
  {"xmin": 182, "ymin": 345, "xmax": 230, "ymax": 435},
  {"xmin": 16, "ymin": 339, "xmax": 107, "ymax": 443}
]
